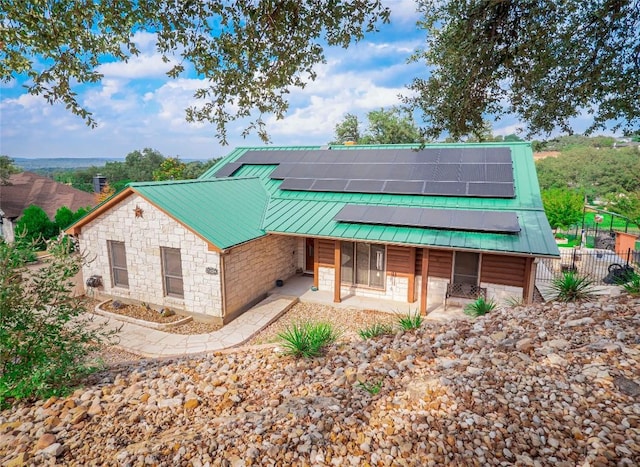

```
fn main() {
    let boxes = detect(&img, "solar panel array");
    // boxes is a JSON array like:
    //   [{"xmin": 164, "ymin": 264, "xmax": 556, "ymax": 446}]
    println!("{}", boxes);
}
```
[
  {"xmin": 215, "ymin": 148, "xmax": 515, "ymax": 198},
  {"xmin": 334, "ymin": 204, "xmax": 521, "ymax": 234}
]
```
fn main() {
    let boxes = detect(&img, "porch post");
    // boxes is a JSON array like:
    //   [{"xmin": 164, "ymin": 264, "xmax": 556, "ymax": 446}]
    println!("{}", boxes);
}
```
[
  {"xmin": 523, "ymin": 257, "xmax": 535, "ymax": 304},
  {"xmin": 313, "ymin": 238, "xmax": 319, "ymax": 288},
  {"xmin": 334, "ymin": 240, "xmax": 341, "ymax": 303},
  {"xmin": 407, "ymin": 247, "xmax": 416, "ymax": 303},
  {"xmin": 420, "ymin": 248, "xmax": 429, "ymax": 315}
]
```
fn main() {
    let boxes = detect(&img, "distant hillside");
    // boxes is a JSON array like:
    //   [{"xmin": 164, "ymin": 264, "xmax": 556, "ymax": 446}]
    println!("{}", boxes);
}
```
[{"xmin": 13, "ymin": 157, "xmax": 123, "ymax": 171}]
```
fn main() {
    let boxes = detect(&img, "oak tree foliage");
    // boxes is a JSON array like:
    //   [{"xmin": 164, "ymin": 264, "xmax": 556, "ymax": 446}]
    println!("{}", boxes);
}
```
[
  {"xmin": 330, "ymin": 108, "xmax": 421, "ymax": 145},
  {"xmin": 1, "ymin": 1, "xmax": 389, "ymax": 143},
  {"xmin": 407, "ymin": 0, "xmax": 640, "ymax": 140}
]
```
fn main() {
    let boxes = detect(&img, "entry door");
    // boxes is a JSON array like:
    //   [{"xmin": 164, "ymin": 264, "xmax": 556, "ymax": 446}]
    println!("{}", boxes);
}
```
[{"xmin": 305, "ymin": 238, "xmax": 314, "ymax": 272}]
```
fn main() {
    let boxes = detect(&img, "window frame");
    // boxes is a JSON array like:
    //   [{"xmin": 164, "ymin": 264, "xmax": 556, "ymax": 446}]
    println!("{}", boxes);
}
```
[
  {"xmin": 161, "ymin": 247, "xmax": 184, "ymax": 298},
  {"xmin": 340, "ymin": 241, "xmax": 386, "ymax": 289},
  {"xmin": 107, "ymin": 240, "xmax": 129, "ymax": 288},
  {"xmin": 452, "ymin": 251, "xmax": 481, "ymax": 286}
]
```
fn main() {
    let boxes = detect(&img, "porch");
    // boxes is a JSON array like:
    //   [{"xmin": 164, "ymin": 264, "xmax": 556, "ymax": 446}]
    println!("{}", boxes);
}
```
[{"xmin": 269, "ymin": 274, "xmax": 469, "ymax": 323}]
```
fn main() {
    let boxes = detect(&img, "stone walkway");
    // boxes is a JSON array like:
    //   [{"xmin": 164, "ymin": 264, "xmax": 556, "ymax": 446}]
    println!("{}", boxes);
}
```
[
  {"xmin": 95, "ymin": 294, "xmax": 298, "ymax": 358},
  {"xmin": 97, "ymin": 275, "xmax": 471, "ymax": 357}
]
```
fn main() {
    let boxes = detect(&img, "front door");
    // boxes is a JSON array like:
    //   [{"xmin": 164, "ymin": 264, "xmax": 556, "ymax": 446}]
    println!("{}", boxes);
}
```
[{"xmin": 305, "ymin": 238, "xmax": 314, "ymax": 273}]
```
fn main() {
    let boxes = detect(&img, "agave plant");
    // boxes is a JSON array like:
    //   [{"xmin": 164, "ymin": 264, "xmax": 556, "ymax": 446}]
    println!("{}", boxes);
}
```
[{"xmin": 550, "ymin": 271, "xmax": 597, "ymax": 302}]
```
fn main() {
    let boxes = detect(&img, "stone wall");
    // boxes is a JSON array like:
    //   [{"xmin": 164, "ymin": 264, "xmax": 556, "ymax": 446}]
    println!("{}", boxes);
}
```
[
  {"xmin": 223, "ymin": 234, "xmax": 298, "ymax": 318},
  {"xmin": 427, "ymin": 277, "xmax": 449, "ymax": 310},
  {"xmin": 78, "ymin": 194, "xmax": 223, "ymax": 319},
  {"xmin": 482, "ymin": 282, "xmax": 524, "ymax": 306}
]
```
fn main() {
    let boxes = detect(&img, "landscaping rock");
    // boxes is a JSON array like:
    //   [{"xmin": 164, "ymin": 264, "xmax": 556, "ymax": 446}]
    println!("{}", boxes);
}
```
[{"xmin": 1, "ymin": 295, "xmax": 639, "ymax": 465}]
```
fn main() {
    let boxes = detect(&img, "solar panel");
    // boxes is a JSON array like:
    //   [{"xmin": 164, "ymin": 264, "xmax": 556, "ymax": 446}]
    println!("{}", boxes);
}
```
[
  {"xmin": 310, "ymin": 179, "xmax": 349, "ymax": 191},
  {"xmin": 467, "ymin": 182, "xmax": 515, "ymax": 198},
  {"xmin": 384, "ymin": 180, "xmax": 426, "ymax": 194},
  {"xmin": 279, "ymin": 178, "xmax": 315, "ymax": 191},
  {"xmin": 220, "ymin": 147, "xmax": 516, "ymax": 198},
  {"xmin": 459, "ymin": 164, "xmax": 486, "ymax": 182},
  {"xmin": 485, "ymin": 164, "xmax": 513, "ymax": 182},
  {"xmin": 214, "ymin": 162, "xmax": 242, "ymax": 177},
  {"xmin": 423, "ymin": 182, "xmax": 467, "ymax": 196},
  {"xmin": 345, "ymin": 180, "xmax": 386, "ymax": 192},
  {"xmin": 333, "ymin": 204, "xmax": 521, "ymax": 233}
]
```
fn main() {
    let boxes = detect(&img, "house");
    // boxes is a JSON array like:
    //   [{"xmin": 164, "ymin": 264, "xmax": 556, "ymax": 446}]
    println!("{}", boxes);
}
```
[
  {"xmin": 67, "ymin": 143, "xmax": 559, "ymax": 324},
  {"xmin": 0, "ymin": 171, "xmax": 96, "ymax": 242}
]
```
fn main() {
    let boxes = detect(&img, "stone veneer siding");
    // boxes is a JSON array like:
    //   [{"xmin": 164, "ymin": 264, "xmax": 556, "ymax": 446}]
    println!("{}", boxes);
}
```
[
  {"xmin": 223, "ymin": 234, "xmax": 298, "ymax": 320},
  {"xmin": 78, "ymin": 194, "xmax": 223, "ymax": 319}
]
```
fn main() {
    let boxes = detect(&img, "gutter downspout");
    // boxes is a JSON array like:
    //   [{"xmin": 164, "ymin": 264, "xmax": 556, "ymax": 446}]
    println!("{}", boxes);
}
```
[{"xmin": 220, "ymin": 250, "xmax": 227, "ymax": 320}]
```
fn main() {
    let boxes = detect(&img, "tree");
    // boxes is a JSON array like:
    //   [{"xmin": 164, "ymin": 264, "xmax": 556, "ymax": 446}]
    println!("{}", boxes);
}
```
[
  {"xmin": 0, "ymin": 237, "xmax": 113, "ymax": 405},
  {"xmin": 363, "ymin": 108, "xmax": 422, "ymax": 144},
  {"xmin": 124, "ymin": 148, "xmax": 165, "ymax": 182},
  {"xmin": 330, "ymin": 108, "xmax": 421, "ymax": 145},
  {"xmin": 541, "ymin": 189, "xmax": 584, "ymax": 231},
  {"xmin": 153, "ymin": 157, "xmax": 187, "ymax": 181},
  {"xmin": 603, "ymin": 191, "xmax": 640, "ymax": 226},
  {"xmin": 407, "ymin": 1, "xmax": 640, "ymax": 140},
  {"xmin": 54, "ymin": 206, "xmax": 91, "ymax": 230},
  {"xmin": 0, "ymin": 156, "xmax": 20, "ymax": 185},
  {"xmin": 95, "ymin": 183, "xmax": 116, "ymax": 204},
  {"xmin": 14, "ymin": 206, "xmax": 59, "ymax": 250},
  {"xmin": 1, "ymin": 2, "xmax": 389, "ymax": 143},
  {"xmin": 331, "ymin": 114, "xmax": 361, "ymax": 145}
]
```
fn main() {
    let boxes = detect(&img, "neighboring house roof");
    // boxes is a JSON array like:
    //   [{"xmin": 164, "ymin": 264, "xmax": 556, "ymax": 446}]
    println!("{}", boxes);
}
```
[
  {"xmin": 68, "ymin": 178, "xmax": 269, "ymax": 250},
  {"xmin": 68, "ymin": 143, "xmax": 559, "ymax": 257},
  {"xmin": 0, "ymin": 171, "xmax": 96, "ymax": 220}
]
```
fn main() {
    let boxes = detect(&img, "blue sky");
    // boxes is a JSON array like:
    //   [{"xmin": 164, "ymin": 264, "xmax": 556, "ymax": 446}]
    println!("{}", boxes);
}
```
[{"xmin": 0, "ymin": 1, "xmax": 603, "ymax": 160}]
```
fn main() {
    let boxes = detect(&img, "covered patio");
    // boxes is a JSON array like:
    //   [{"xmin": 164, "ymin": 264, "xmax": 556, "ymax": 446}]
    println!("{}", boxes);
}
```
[{"xmin": 269, "ymin": 274, "xmax": 469, "ymax": 323}]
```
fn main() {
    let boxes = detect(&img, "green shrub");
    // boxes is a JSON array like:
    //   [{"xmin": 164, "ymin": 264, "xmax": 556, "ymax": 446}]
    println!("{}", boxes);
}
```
[
  {"xmin": 0, "ymin": 238, "xmax": 115, "ymax": 407},
  {"xmin": 550, "ymin": 270, "xmax": 598, "ymax": 302},
  {"xmin": 358, "ymin": 323, "xmax": 394, "ymax": 340},
  {"xmin": 398, "ymin": 311, "xmax": 423, "ymax": 331},
  {"xmin": 357, "ymin": 379, "xmax": 383, "ymax": 395},
  {"xmin": 464, "ymin": 296, "xmax": 497, "ymax": 317},
  {"xmin": 619, "ymin": 271, "xmax": 640, "ymax": 296},
  {"xmin": 14, "ymin": 205, "xmax": 59, "ymax": 250},
  {"xmin": 277, "ymin": 321, "xmax": 339, "ymax": 358}
]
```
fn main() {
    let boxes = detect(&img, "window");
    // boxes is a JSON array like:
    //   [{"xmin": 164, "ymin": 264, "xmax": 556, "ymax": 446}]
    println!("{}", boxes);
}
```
[
  {"xmin": 453, "ymin": 251, "xmax": 480, "ymax": 285},
  {"xmin": 161, "ymin": 247, "xmax": 184, "ymax": 298},
  {"xmin": 341, "ymin": 242, "xmax": 385, "ymax": 288},
  {"xmin": 108, "ymin": 241, "xmax": 129, "ymax": 288}
]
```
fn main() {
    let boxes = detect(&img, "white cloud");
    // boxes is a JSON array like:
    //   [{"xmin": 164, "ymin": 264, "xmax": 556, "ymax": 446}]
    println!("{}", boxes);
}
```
[
  {"xmin": 97, "ymin": 54, "xmax": 176, "ymax": 79},
  {"xmin": 384, "ymin": 0, "xmax": 420, "ymax": 24}
]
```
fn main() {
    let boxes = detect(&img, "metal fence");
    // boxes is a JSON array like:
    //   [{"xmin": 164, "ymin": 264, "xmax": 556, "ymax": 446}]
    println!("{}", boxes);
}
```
[{"xmin": 536, "ymin": 247, "xmax": 639, "ymax": 285}]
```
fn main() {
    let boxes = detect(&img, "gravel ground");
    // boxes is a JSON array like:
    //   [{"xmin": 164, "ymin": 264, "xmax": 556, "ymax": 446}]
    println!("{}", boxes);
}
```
[
  {"xmin": 2, "ymin": 294, "xmax": 638, "ymax": 466},
  {"xmin": 247, "ymin": 302, "xmax": 400, "ymax": 345}
]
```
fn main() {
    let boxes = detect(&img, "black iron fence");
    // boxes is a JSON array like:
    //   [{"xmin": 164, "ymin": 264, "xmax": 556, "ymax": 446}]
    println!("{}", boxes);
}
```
[{"xmin": 536, "ymin": 247, "xmax": 639, "ymax": 285}]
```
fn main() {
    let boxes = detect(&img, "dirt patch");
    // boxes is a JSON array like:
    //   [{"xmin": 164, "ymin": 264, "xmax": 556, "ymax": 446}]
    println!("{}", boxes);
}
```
[
  {"xmin": 247, "ymin": 302, "xmax": 400, "ymax": 345},
  {"xmin": 103, "ymin": 301, "xmax": 183, "ymax": 323},
  {"xmin": 99, "ymin": 301, "xmax": 222, "ymax": 335}
]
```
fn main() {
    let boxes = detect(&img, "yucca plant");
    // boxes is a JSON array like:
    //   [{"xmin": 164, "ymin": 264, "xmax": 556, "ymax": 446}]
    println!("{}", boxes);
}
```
[
  {"xmin": 464, "ymin": 296, "xmax": 497, "ymax": 317},
  {"xmin": 358, "ymin": 323, "xmax": 394, "ymax": 340},
  {"xmin": 619, "ymin": 271, "xmax": 640, "ymax": 296},
  {"xmin": 550, "ymin": 270, "xmax": 597, "ymax": 302},
  {"xmin": 398, "ymin": 311, "xmax": 423, "ymax": 331},
  {"xmin": 277, "ymin": 321, "xmax": 339, "ymax": 358}
]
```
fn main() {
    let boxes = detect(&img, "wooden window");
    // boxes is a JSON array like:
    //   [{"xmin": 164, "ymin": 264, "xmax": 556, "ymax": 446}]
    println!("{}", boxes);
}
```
[
  {"xmin": 453, "ymin": 251, "xmax": 480, "ymax": 285},
  {"xmin": 341, "ymin": 241, "xmax": 385, "ymax": 288},
  {"xmin": 108, "ymin": 241, "xmax": 129, "ymax": 288},
  {"xmin": 161, "ymin": 247, "xmax": 184, "ymax": 298}
]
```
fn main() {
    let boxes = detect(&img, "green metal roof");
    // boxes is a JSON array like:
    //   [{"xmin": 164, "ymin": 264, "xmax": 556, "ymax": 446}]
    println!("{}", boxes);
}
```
[
  {"xmin": 198, "ymin": 143, "xmax": 559, "ymax": 256},
  {"xmin": 130, "ymin": 178, "xmax": 268, "ymax": 250}
]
